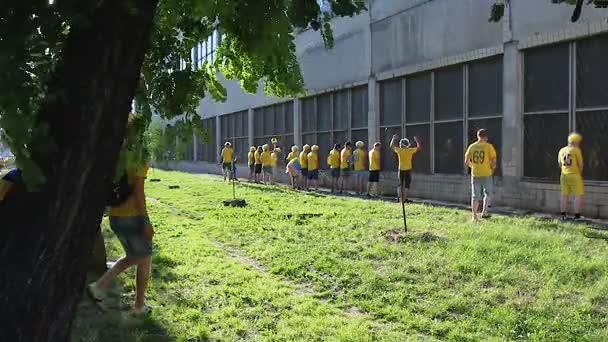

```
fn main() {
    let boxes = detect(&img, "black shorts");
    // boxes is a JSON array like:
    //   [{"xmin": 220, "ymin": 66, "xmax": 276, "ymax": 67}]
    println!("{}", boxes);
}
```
[
  {"xmin": 331, "ymin": 168, "xmax": 340, "ymax": 179},
  {"xmin": 369, "ymin": 170, "xmax": 380, "ymax": 183},
  {"xmin": 399, "ymin": 170, "xmax": 412, "ymax": 189},
  {"xmin": 308, "ymin": 169, "xmax": 319, "ymax": 180},
  {"xmin": 254, "ymin": 164, "xmax": 262, "ymax": 174},
  {"xmin": 249, "ymin": 164, "xmax": 255, "ymax": 173},
  {"xmin": 301, "ymin": 168, "xmax": 309, "ymax": 177},
  {"xmin": 222, "ymin": 162, "xmax": 232, "ymax": 170},
  {"xmin": 341, "ymin": 169, "xmax": 351, "ymax": 177}
]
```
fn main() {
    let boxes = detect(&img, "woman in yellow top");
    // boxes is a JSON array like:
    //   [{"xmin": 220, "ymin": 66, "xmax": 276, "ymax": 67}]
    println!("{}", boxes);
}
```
[
  {"xmin": 270, "ymin": 147, "xmax": 281, "ymax": 185},
  {"xmin": 391, "ymin": 134, "xmax": 421, "ymax": 203},
  {"xmin": 286, "ymin": 145, "xmax": 299, "ymax": 162},
  {"xmin": 307, "ymin": 145, "xmax": 320, "ymax": 191},
  {"xmin": 367, "ymin": 142, "xmax": 382, "ymax": 197},
  {"xmin": 247, "ymin": 146, "xmax": 256, "ymax": 182},
  {"xmin": 254, "ymin": 146, "xmax": 263, "ymax": 183},
  {"xmin": 340, "ymin": 141, "xmax": 353, "ymax": 194},
  {"xmin": 260, "ymin": 144, "xmax": 273, "ymax": 185},
  {"xmin": 327, "ymin": 144, "xmax": 342, "ymax": 193},
  {"xmin": 88, "ymin": 119, "xmax": 154, "ymax": 315},
  {"xmin": 299, "ymin": 144, "xmax": 311, "ymax": 189},
  {"xmin": 221, "ymin": 142, "xmax": 235, "ymax": 181},
  {"xmin": 353, "ymin": 141, "xmax": 367, "ymax": 195}
]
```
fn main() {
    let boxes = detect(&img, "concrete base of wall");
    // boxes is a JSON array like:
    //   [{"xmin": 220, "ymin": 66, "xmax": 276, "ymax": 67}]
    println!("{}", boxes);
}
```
[{"xmin": 155, "ymin": 161, "xmax": 608, "ymax": 219}]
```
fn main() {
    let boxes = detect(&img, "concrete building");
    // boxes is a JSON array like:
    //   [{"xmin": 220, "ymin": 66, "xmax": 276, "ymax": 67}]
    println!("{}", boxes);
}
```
[{"xmin": 168, "ymin": 1, "xmax": 608, "ymax": 218}]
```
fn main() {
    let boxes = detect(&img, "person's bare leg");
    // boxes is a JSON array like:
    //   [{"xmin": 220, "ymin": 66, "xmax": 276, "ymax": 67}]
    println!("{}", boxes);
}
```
[
  {"xmin": 481, "ymin": 195, "xmax": 490, "ymax": 217},
  {"xmin": 403, "ymin": 188, "xmax": 409, "ymax": 202},
  {"xmin": 96, "ymin": 256, "xmax": 138, "ymax": 290},
  {"xmin": 134, "ymin": 256, "xmax": 151, "ymax": 308},
  {"xmin": 471, "ymin": 199, "xmax": 479, "ymax": 221},
  {"xmin": 560, "ymin": 194, "xmax": 569, "ymax": 214},
  {"xmin": 574, "ymin": 195, "xmax": 584, "ymax": 217}
]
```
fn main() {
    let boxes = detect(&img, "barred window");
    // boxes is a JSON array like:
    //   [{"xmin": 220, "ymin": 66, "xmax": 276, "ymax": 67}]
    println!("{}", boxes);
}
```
[
  {"xmin": 435, "ymin": 66, "xmax": 463, "ymax": 121},
  {"xmin": 405, "ymin": 124, "xmax": 430, "ymax": 174},
  {"xmin": 197, "ymin": 118, "xmax": 216, "ymax": 162},
  {"xmin": 380, "ymin": 78, "xmax": 402, "ymax": 127},
  {"xmin": 221, "ymin": 111, "xmax": 249, "ymax": 163},
  {"xmin": 434, "ymin": 122, "xmax": 463, "ymax": 174},
  {"xmin": 405, "ymin": 73, "xmax": 430, "ymax": 124},
  {"xmin": 253, "ymin": 102, "xmax": 294, "ymax": 165},
  {"xmin": 524, "ymin": 43, "xmax": 569, "ymax": 113},
  {"xmin": 333, "ymin": 90, "xmax": 349, "ymax": 130},
  {"xmin": 302, "ymin": 97, "xmax": 316, "ymax": 133},
  {"xmin": 351, "ymin": 86, "xmax": 368, "ymax": 129},
  {"xmin": 524, "ymin": 113, "xmax": 568, "ymax": 179},
  {"xmin": 317, "ymin": 94, "xmax": 331, "ymax": 131},
  {"xmin": 469, "ymin": 57, "xmax": 503, "ymax": 117}
]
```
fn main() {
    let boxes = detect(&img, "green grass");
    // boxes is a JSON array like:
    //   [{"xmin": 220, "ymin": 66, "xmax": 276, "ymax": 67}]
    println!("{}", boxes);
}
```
[{"xmin": 73, "ymin": 170, "xmax": 608, "ymax": 341}]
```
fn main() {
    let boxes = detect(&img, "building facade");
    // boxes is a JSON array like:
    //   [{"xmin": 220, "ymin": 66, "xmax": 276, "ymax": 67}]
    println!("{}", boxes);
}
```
[{"xmin": 171, "ymin": 1, "xmax": 608, "ymax": 218}]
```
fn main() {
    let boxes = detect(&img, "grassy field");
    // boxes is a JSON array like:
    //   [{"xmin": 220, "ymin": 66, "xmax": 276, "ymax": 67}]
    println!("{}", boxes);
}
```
[{"xmin": 73, "ymin": 170, "xmax": 608, "ymax": 341}]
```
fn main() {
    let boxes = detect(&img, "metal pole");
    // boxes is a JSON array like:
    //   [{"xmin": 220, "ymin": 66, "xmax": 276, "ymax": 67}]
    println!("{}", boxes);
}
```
[{"xmin": 402, "ymin": 200, "xmax": 408, "ymax": 233}]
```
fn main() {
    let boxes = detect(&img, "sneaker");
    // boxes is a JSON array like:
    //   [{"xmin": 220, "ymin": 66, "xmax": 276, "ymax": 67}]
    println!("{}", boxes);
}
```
[
  {"xmin": 560, "ymin": 215, "xmax": 568, "ymax": 222},
  {"xmin": 481, "ymin": 214, "xmax": 492, "ymax": 219},
  {"xmin": 87, "ymin": 283, "xmax": 104, "ymax": 302}
]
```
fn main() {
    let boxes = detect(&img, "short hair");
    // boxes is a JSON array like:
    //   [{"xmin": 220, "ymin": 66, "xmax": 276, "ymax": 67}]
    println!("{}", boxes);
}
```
[
  {"xmin": 334, "ymin": 144, "xmax": 341, "ymax": 149},
  {"xmin": 477, "ymin": 129, "xmax": 488, "ymax": 139},
  {"xmin": 344, "ymin": 141, "xmax": 352, "ymax": 147},
  {"xmin": 374, "ymin": 142, "xmax": 381, "ymax": 148}
]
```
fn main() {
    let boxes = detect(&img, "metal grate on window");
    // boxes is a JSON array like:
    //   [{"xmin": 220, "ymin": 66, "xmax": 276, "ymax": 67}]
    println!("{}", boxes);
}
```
[
  {"xmin": 254, "ymin": 108, "xmax": 264, "ymax": 137},
  {"xmin": 381, "ymin": 126, "xmax": 401, "ymax": 173},
  {"xmin": 524, "ymin": 43, "xmax": 569, "ymax": 113},
  {"xmin": 317, "ymin": 132, "xmax": 331, "ymax": 169},
  {"xmin": 302, "ymin": 97, "xmax": 316, "ymax": 133},
  {"xmin": 380, "ymin": 78, "xmax": 402, "ymax": 127},
  {"xmin": 523, "ymin": 113, "xmax": 569, "ymax": 179},
  {"xmin": 284, "ymin": 102, "xmax": 294, "ymax": 134},
  {"xmin": 469, "ymin": 57, "xmax": 503, "ymax": 117},
  {"xmin": 406, "ymin": 73, "xmax": 431, "ymax": 124},
  {"xmin": 576, "ymin": 110, "xmax": 608, "ymax": 181},
  {"xmin": 434, "ymin": 121, "xmax": 464, "ymax": 174},
  {"xmin": 333, "ymin": 90, "xmax": 349, "ymax": 130},
  {"xmin": 576, "ymin": 34, "xmax": 608, "ymax": 109},
  {"xmin": 435, "ymin": 66, "xmax": 463, "ymax": 121},
  {"xmin": 351, "ymin": 129, "xmax": 368, "ymax": 147},
  {"xmin": 317, "ymin": 94, "xmax": 331, "ymax": 131},
  {"xmin": 276, "ymin": 103, "xmax": 286, "ymax": 134},
  {"xmin": 264, "ymin": 106, "xmax": 275, "ymax": 136},
  {"xmin": 404, "ymin": 124, "xmax": 430, "ymax": 174},
  {"xmin": 467, "ymin": 118, "xmax": 502, "ymax": 176},
  {"xmin": 351, "ymin": 86, "xmax": 368, "ymax": 129},
  {"xmin": 302, "ymin": 133, "xmax": 316, "ymax": 147},
  {"xmin": 333, "ymin": 130, "xmax": 348, "ymax": 147}
]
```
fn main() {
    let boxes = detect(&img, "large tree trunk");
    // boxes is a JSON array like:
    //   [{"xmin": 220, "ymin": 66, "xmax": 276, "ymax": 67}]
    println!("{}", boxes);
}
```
[{"xmin": 0, "ymin": 0, "xmax": 158, "ymax": 341}]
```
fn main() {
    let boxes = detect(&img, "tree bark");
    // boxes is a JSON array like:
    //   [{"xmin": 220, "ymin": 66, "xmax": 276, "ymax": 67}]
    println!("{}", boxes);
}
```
[
  {"xmin": 89, "ymin": 227, "xmax": 108, "ymax": 274},
  {"xmin": 0, "ymin": 0, "xmax": 158, "ymax": 341}
]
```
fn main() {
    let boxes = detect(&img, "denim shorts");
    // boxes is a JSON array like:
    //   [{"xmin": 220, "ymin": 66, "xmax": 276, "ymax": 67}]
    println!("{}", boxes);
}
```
[
  {"xmin": 109, "ymin": 216, "xmax": 153, "ymax": 257},
  {"xmin": 331, "ymin": 168, "xmax": 341, "ymax": 179},
  {"xmin": 355, "ymin": 170, "xmax": 367, "ymax": 180},
  {"xmin": 471, "ymin": 176, "xmax": 493, "ymax": 200}
]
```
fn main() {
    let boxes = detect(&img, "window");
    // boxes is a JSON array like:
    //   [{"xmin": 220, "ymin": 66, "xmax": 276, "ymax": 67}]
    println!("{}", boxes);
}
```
[
  {"xmin": 405, "ymin": 73, "xmax": 431, "ymax": 174},
  {"xmin": 197, "ymin": 29, "xmax": 220, "ymax": 67},
  {"xmin": 435, "ymin": 66, "xmax": 463, "ymax": 121},
  {"xmin": 380, "ymin": 78, "xmax": 403, "ymax": 168},
  {"xmin": 434, "ymin": 67, "xmax": 464, "ymax": 174},
  {"xmin": 524, "ymin": 36, "xmax": 608, "ymax": 181},
  {"xmin": 351, "ymin": 86, "xmax": 368, "ymax": 130},
  {"xmin": 197, "ymin": 118, "xmax": 216, "ymax": 162},
  {"xmin": 220, "ymin": 111, "xmax": 249, "ymax": 163}
]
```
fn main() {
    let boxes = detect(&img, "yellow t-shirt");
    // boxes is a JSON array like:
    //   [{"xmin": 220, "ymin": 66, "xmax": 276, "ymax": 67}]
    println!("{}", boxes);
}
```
[
  {"xmin": 248, "ymin": 151, "xmax": 255, "ymax": 165},
  {"xmin": 221, "ymin": 147, "xmax": 234, "ymax": 163},
  {"xmin": 353, "ymin": 149, "xmax": 366, "ymax": 171},
  {"xmin": 308, "ymin": 152, "xmax": 319, "ymax": 170},
  {"xmin": 287, "ymin": 151, "xmax": 298, "ymax": 161},
  {"xmin": 271, "ymin": 152, "xmax": 279, "ymax": 167},
  {"xmin": 261, "ymin": 151, "xmax": 272, "ymax": 166},
  {"xmin": 393, "ymin": 147, "xmax": 418, "ymax": 171},
  {"xmin": 558, "ymin": 146, "xmax": 583, "ymax": 175},
  {"xmin": 299, "ymin": 151, "xmax": 309, "ymax": 169},
  {"xmin": 465, "ymin": 141, "xmax": 497, "ymax": 177},
  {"xmin": 254, "ymin": 151, "xmax": 262, "ymax": 165},
  {"xmin": 327, "ymin": 149, "xmax": 341, "ymax": 169},
  {"xmin": 369, "ymin": 149, "xmax": 381, "ymax": 171},
  {"xmin": 110, "ymin": 163, "xmax": 150, "ymax": 217},
  {"xmin": 340, "ymin": 148, "xmax": 352, "ymax": 169}
]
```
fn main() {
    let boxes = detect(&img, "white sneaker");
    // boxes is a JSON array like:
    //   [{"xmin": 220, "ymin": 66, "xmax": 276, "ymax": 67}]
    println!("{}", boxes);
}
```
[{"xmin": 87, "ymin": 283, "xmax": 105, "ymax": 302}]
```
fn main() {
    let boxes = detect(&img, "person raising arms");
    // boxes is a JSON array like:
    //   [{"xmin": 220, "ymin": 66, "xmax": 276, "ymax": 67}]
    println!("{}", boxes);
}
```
[{"xmin": 390, "ymin": 134, "xmax": 421, "ymax": 203}]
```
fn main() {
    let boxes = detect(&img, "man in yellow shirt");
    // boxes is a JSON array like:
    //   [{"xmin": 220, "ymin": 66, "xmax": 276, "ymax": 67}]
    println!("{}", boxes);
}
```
[
  {"xmin": 270, "ymin": 147, "xmax": 281, "ymax": 185},
  {"xmin": 327, "ymin": 144, "xmax": 341, "ymax": 193},
  {"xmin": 286, "ymin": 145, "xmax": 299, "ymax": 162},
  {"xmin": 367, "ymin": 142, "xmax": 382, "ymax": 197},
  {"xmin": 254, "ymin": 146, "xmax": 263, "ymax": 183},
  {"xmin": 340, "ymin": 141, "xmax": 353, "ymax": 194},
  {"xmin": 307, "ymin": 145, "xmax": 320, "ymax": 191},
  {"xmin": 299, "ymin": 144, "xmax": 311, "ymax": 190},
  {"xmin": 464, "ymin": 129, "xmax": 497, "ymax": 221},
  {"xmin": 558, "ymin": 133, "xmax": 584, "ymax": 221},
  {"xmin": 391, "ymin": 134, "xmax": 421, "ymax": 203},
  {"xmin": 353, "ymin": 141, "xmax": 367, "ymax": 195},
  {"xmin": 220, "ymin": 142, "xmax": 235, "ymax": 181},
  {"xmin": 247, "ymin": 146, "xmax": 256, "ymax": 182},
  {"xmin": 260, "ymin": 144, "xmax": 272, "ymax": 185}
]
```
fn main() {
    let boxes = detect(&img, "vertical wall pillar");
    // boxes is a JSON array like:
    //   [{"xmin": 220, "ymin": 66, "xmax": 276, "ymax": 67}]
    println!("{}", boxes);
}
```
[
  {"xmin": 293, "ymin": 98, "xmax": 301, "ymax": 147},
  {"xmin": 192, "ymin": 131, "xmax": 198, "ymax": 161},
  {"xmin": 367, "ymin": 77, "xmax": 379, "ymax": 144},
  {"xmin": 248, "ymin": 108, "xmax": 254, "ymax": 148},
  {"xmin": 215, "ymin": 116, "xmax": 221, "ymax": 163},
  {"xmin": 502, "ymin": 41, "xmax": 523, "ymax": 179}
]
